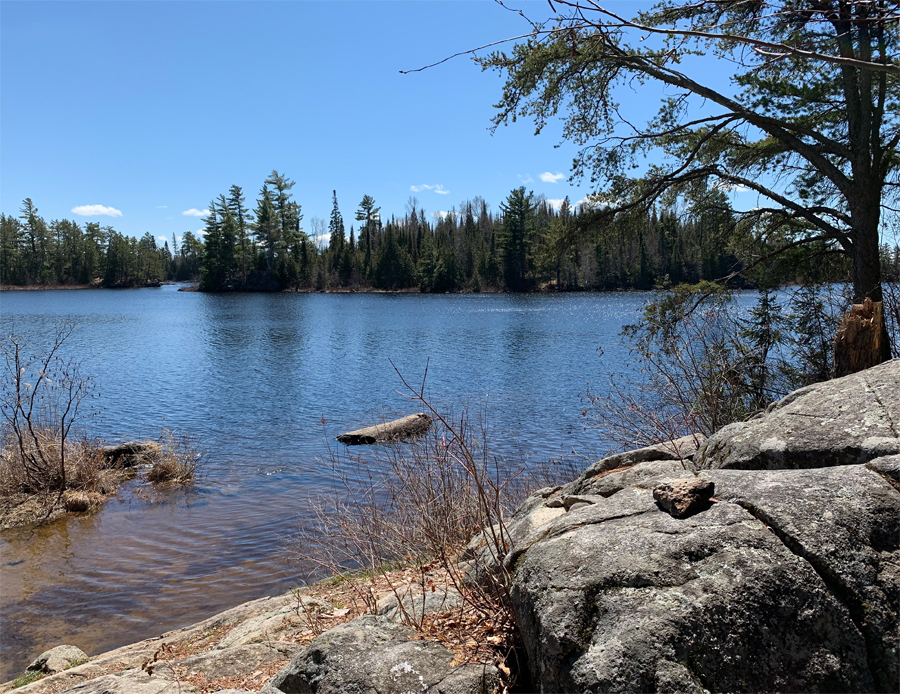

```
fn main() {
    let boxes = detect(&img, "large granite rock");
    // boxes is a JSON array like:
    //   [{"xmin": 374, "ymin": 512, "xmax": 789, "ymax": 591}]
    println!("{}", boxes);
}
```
[
  {"xmin": 695, "ymin": 359, "xmax": 900, "ymax": 470},
  {"xmin": 268, "ymin": 615, "xmax": 498, "ymax": 694},
  {"xmin": 706, "ymin": 464, "xmax": 900, "ymax": 693},
  {"xmin": 511, "ymin": 478, "xmax": 900, "ymax": 692}
]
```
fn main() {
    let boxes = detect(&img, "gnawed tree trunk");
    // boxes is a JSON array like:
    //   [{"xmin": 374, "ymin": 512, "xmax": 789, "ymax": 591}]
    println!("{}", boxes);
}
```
[
  {"xmin": 336, "ymin": 413, "xmax": 432, "ymax": 445},
  {"xmin": 833, "ymin": 298, "xmax": 889, "ymax": 377}
]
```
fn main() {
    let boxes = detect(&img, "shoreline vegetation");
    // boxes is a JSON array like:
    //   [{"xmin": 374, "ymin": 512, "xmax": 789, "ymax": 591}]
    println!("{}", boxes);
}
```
[
  {"xmin": 0, "ymin": 326, "xmax": 202, "ymax": 531},
  {"xmin": 10, "ymin": 179, "xmax": 893, "ymax": 298},
  {"xmin": 0, "ymin": 433, "xmax": 203, "ymax": 532}
]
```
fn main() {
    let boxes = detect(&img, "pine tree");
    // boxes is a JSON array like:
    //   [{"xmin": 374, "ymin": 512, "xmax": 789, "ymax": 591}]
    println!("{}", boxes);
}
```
[
  {"xmin": 499, "ymin": 187, "xmax": 536, "ymax": 291},
  {"xmin": 328, "ymin": 190, "xmax": 345, "ymax": 271},
  {"xmin": 227, "ymin": 185, "xmax": 251, "ymax": 284},
  {"xmin": 254, "ymin": 185, "xmax": 278, "ymax": 276},
  {"xmin": 356, "ymin": 195, "xmax": 380, "ymax": 275}
]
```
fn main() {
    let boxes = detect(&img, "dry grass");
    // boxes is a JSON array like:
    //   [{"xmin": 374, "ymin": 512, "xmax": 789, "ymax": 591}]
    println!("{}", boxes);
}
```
[
  {"xmin": 0, "ymin": 426, "xmax": 135, "ymax": 529},
  {"xmin": 0, "ymin": 425, "xmax": 204, "ymax": 529},
  {"xmin": 143, "ymin": 429, "xmax": 203, "ymax": 486},
  {"xmin": 0, "ymin": 428, "xmax": 111, "ymax": 497}
]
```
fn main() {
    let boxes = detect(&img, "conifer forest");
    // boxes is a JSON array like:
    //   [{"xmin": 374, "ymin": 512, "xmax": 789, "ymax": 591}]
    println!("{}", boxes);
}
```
[{"xmin": 5, "ymin": 171, "xmax": 896, "ymax": 293}]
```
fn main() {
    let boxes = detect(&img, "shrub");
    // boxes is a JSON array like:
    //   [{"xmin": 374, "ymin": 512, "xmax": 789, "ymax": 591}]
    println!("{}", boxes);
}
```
[
  {"xmin": 0, "ymin": 325, "xmax": 95, "ymax": 495},
  {"xmin": 583, "ymin": 283, "xmax": 846, "ymax": 451}
]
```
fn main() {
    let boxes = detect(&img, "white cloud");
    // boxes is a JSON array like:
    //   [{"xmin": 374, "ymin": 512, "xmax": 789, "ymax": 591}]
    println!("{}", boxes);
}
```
[
  {"xmin": 518, "ymin": 174, "xmax": 534, "ymax": 184},
  {"xmin": 156, "ymin": 205, "xmax": 168, "ymax": 209},
  {"xmin": 410, "ymin": 184, "xmax": 449, "ymax": 195},
  {"xmin": 539, "ymin": 171, "xmax": 566, "ymax": 183},
  {"xmin": 195, "ymin": 228, "xmax": 206, "ymax": 236},
  {"xmin": 714, "ymin": 181, "xmax": 751, "ymax": 193},
  {"xmin": 71, "ymin": 204, "xmax": 122, "ymax": 217},
  {"xmin": 432, "ymin": 210, "xmax": 455, "ymax": 220},
  {"xmin": 156, "ymin": 236, "xmax": 167, "ymax": 242},
  {"xmin": 313, "ymin": 233, "xmax": 330, "ymax": 249},
  {"xmin": 546, "ymin": 199, "xmax": 566, "ymax": 211},
  {"xmin": 576, "ymin": 196, "xmax": 614, "ymax": 210},
  {"xmin": 182, "ymin": 208, "xmax": 209, "ymax": 217}
]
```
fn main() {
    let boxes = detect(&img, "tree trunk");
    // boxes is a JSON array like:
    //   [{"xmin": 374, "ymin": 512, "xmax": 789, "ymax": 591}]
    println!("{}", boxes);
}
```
[
  {"xmin": 833, "ymin": 298, "xmax": 888, "ymax": 377},
  {"xmin": 845, "ymin": 195, "xmax": 891, "ymax": 366}
]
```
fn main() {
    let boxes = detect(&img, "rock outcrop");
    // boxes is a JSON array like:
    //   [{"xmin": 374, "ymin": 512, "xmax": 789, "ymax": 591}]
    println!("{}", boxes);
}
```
[
  {"xmin": 495, "ymin": 362, "xmax": 899, "ymax": 693},
  {"xmin": 694, "ymin": 358, "xmax": 900, "ymax": 470},
  {"xmin": 270, "ymin": 616, "xmax": 497, "ymax": 694},
  {"xmin": 6, "ymin": 362, "xmax": 898, "ymax": 694}
]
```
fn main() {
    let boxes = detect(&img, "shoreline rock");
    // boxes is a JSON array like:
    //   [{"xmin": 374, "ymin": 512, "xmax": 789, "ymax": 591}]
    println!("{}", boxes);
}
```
[{"xmin": 5, "ymin": 361, "xmax": 898, "ymax": 693}]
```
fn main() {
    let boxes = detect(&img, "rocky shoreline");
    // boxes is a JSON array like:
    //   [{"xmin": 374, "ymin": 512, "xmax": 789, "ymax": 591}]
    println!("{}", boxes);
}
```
[{"xmin": 4, "ymin": 360, "xmax": 898, "ymax": 693}]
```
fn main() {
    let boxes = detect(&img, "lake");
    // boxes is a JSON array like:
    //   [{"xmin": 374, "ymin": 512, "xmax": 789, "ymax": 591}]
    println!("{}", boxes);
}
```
[{"xmin": 0, "ymin": 286, "xmax": 648, "ymax": 679}]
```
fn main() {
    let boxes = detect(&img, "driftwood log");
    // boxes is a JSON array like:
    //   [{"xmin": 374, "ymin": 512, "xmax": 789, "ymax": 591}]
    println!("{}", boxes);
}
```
[{"xmin": 336, "ymin": 413, "xmax": 432, "ymax": 445}]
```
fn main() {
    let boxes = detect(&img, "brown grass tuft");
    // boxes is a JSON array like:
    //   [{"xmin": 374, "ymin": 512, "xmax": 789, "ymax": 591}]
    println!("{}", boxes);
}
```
[
  {"xmin": 61, "ymin": 489, "xmax": 102, "ymax": 512},
  {"xmin": 143, "ymin": 429, "xmax": 203, "ymax": 486}
]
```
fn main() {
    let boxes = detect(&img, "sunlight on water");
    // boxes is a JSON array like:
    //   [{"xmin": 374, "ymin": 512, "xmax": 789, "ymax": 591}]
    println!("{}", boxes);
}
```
[{"xmin": 0, "ymin": 287, "xmax": 651, "ymax": 678}]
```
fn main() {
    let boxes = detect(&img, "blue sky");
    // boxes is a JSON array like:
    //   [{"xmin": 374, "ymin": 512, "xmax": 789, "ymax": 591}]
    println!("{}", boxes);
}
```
[{"xmin": 2, "ymin": 0, "xmax": 740, "ymax": 245}]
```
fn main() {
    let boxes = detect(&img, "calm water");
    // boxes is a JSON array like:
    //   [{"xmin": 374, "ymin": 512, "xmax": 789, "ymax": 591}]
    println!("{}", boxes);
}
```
[{"xmin": 0, "ymin": 286, "xmax": 646, "ymax": 679}]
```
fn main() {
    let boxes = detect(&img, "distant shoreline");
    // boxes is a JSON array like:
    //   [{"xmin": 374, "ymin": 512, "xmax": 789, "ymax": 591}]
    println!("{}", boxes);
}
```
[{"xmin": 0, "ymin": 284, "xmax": 99, "ymax": 291}]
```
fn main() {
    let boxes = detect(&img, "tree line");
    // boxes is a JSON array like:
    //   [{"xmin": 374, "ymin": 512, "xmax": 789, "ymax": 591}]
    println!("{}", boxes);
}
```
[
  {"xmin": 193, "ymin": 169, "xmax": 850, "ymax": 292},
  {"xmin": 4, "ymin": 177, "xmax": 896, "ymax": 293},
  {"xmin": 0, "ymin": 199, "xmax": 202, "ymax": 287}
]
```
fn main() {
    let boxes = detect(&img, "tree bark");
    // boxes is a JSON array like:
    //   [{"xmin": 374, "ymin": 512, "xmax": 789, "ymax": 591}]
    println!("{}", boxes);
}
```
[{"xmin": 833, "ymin": 298, "xmax": 888, "ymax": 377}]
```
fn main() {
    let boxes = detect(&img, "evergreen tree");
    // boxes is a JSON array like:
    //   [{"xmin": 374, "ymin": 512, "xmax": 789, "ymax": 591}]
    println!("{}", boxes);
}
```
[
  {"xmin": 356, "ymin": 195, "xmax": 380, "ymax": 275},
  {"xmin": 227, "ymin": 185, "xmax": 251, "ymax": 284},
  {"xmin": 328, "ymin": 190, "xmax": 345, "ymax": 270},
  {"xmin": 253, "ymin": 185, "xmax": 278, "ymax": 277},
  {"xmin": 499, "ymin": 187, "xmax": 536, "ymax": 291}
]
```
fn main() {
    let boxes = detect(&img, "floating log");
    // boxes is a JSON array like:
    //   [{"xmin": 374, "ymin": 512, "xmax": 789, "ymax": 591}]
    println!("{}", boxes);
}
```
[{"xmin": 336, "ymin": 413, "xmax": 432, "ymax": 445}]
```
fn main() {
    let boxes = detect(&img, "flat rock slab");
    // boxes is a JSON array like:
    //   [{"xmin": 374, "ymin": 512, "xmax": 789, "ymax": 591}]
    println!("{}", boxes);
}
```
[
  {"xmin": 571, "ymin": 459, "xmax": 689, "ymax": 498},
  {"xmin": 175, "ymin": 643, "xmax": 297, "ymax": 680},
  {"xmin": 695, "ymin": 359, "xmax": 900, "ymax": 470},
  {"xmin": 577, "ymin": 434, "xmax": 705, "ymax": 483},
  {"xmin": 268, "ymin": 615, "xmax": 498, "ymax": 694},
  {"xmin": 59, "ymin": 669, "xmax": 200, "ymax": 693}
]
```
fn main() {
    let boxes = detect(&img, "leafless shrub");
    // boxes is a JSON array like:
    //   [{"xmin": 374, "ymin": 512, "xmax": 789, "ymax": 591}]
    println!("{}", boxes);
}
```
[
  {"xmin": 0, "ymin": 325, "xmax": 95, "ymax": 496},
  {"xmin": 290, "ymin": 364, "xmax": 557, "ymax": 683},
  {"xmin": 583, "ymin": 283, "xmax": 849, "ymax": 454}
]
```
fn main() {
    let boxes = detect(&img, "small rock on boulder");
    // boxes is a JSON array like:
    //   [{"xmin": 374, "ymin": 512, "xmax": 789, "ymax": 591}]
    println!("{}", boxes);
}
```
[{"xmin": 652, "ymin": 478, "xmax": 714, "ymax": 518}]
